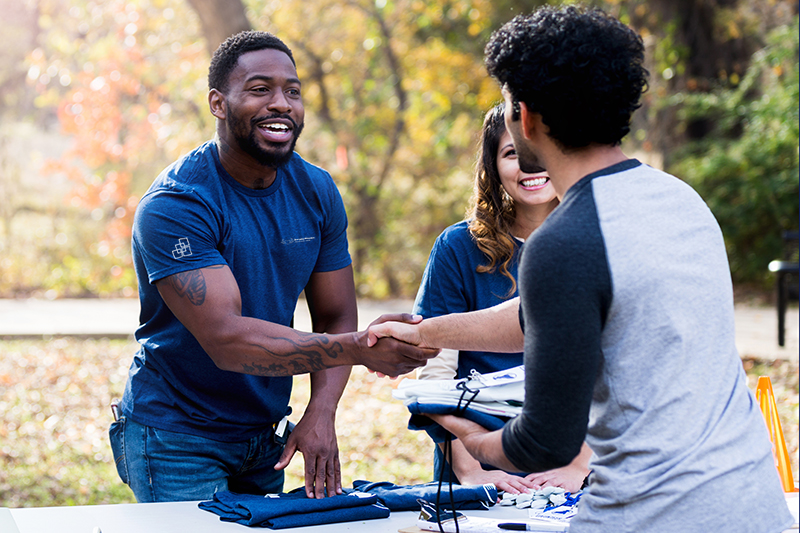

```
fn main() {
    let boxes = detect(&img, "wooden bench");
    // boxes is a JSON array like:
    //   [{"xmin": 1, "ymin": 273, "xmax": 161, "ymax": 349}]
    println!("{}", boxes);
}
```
[{"xmin": 767, "ymin": 230, "xmax": 799, "ymax": 346}]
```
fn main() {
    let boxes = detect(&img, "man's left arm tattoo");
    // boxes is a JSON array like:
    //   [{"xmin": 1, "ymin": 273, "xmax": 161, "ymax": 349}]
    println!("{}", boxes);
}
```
[{"xmin": 242, "ymin": 332, "xmax": 345, "ymax": 376}]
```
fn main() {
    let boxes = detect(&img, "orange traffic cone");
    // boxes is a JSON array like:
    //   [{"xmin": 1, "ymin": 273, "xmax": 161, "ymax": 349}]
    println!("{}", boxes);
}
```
[{"xmin": 756, "ymin": 376, "xmax": 798, "ymax": 493}]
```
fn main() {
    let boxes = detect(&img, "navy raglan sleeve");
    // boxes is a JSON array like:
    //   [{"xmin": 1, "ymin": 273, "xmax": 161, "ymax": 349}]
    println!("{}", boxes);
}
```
[{"xmin": 501, "ymin": 184, "xmax": 612, "ymax": 472}]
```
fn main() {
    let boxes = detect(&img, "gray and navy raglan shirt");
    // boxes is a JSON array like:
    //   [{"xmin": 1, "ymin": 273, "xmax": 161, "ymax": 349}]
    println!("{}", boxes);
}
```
[{"xmin": 502, "ymin": 160, "xmax": 792, "ymax": 533}]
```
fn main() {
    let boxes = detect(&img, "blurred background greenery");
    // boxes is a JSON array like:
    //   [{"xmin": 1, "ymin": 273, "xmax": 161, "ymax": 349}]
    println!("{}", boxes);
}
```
[
  {"xmin": 0, "ymin": 0, "xmax": 796, "ymax": 300},
  {"xmin": 0, "ymin": 0, "xmax": 797, "ymax": 509}
]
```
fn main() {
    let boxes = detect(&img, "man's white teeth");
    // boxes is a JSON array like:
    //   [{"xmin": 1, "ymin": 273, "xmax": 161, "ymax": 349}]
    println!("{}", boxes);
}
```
[
  {"xmin": 262, "ymin": 123, "xmax": 288, "ymax": 131},
  {"xmin": 521, "ymin": 177, "xmax": 548, "ymax": 187}
]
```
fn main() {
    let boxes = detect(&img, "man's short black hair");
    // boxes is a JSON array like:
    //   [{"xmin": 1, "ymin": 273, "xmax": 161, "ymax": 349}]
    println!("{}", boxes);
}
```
[
  {"xmin": 485, "ymin": 5, "xmax": 648, "ymax": 149},
  {"xmin": 208, "ymin": 31, "xmax": 295, "ymax": 94}
]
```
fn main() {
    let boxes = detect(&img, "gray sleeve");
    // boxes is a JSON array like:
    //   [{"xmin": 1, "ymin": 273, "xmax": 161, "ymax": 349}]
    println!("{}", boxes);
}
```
[{"xmin": 501, "ymin": 185, "xmax": 612, "ymax": 472}]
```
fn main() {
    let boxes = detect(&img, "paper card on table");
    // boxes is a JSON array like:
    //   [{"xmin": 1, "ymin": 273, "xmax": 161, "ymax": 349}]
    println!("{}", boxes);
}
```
[{"xmin": 473, "ymin": 366, "xmax": 526, "ymax": 386}]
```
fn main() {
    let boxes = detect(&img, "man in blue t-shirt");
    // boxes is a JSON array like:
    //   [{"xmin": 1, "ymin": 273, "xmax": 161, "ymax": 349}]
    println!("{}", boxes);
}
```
[
  {"xmin": 369, "ymin": 6, "xmax": 792, "ymax": 533},
  {"xmin": 109, "ymin": 31, "xmax": 437, "ymax": 503}
]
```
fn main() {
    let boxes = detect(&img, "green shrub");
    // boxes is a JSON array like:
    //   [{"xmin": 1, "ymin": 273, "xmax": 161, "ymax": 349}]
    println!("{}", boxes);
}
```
[{"xmin": 669, "ymin": 19, "xmax": 799, "ymax": 287}]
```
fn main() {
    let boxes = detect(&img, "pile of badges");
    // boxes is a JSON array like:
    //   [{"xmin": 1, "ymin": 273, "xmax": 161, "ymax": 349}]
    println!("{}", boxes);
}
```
[{"xmin": 499, "ymin": 486, "xmax": 570, "ymax": 510}]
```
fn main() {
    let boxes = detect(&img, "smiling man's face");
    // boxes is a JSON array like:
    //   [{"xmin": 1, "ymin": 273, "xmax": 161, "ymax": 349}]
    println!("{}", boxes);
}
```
[{"xmin": 223, "ymin": 48, "xmax": 305, "ymax": 168}]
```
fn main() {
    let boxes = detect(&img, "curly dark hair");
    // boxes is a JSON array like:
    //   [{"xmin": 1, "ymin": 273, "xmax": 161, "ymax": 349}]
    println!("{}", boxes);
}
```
[
  {"xmin": 467, "ymin": 103, "xmax": 520, "ymax": 296},
  {"xmin": 208, "ymin": 31, "xmax": 295, "ymax": 94},
  {"xmin": 484, "ymin": 5, "xmax": 648, "ymax": 149}
]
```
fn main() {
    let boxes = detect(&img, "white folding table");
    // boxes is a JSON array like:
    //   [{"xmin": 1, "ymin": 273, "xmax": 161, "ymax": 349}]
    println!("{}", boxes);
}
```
[{"xmin": 3, "ymin": 493, "xmax": 797, "ymax": 532}]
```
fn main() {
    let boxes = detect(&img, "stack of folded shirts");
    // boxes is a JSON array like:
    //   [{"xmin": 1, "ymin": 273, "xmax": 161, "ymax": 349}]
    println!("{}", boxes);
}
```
[
  {"xmin": 392, "ymin": 366, "xmax": 525, "ymax": 442},
  {"xmin": 198, "ymin": 489, "xmax": 390, "ymax": 529}
]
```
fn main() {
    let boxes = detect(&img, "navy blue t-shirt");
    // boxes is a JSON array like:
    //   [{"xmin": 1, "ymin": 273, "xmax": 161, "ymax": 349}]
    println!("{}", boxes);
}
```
[
  {"xmin": 413, "ymin": 220, "xmax": 523, "ymax": 378},
  {"xmin": 121, "ymin": 141, "xmax": 351, "ymax": 441}
]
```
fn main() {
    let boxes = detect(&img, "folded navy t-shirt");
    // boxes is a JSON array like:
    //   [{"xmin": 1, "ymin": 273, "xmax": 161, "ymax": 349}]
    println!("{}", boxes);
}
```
[
  {"xmin": 405, "ymin": 399, "xmax": 510, "ymax": 443},
  {"xmin": 199, "ymin": 489, "xmax": 389, "ymax": 529},
  {"xmin": 349, "ymin": 480, "xmax": 497, "ymax": 511}
]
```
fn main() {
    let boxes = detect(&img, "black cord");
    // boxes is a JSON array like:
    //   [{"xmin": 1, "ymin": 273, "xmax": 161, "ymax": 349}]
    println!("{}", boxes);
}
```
[
  {"xmin": 433, "ymin": 379, "xmax": 481, "ymax": 533},
  {"xmin": 434, "ymin": 434, "xmax": 449, "ymax": 533}
]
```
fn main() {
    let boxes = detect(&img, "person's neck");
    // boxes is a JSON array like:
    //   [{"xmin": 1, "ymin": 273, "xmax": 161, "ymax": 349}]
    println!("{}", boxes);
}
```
[
  {"xmin": 512, "ymin": 198, "xmax": 560, "ymax": 239},
  {"xmin": 215, "ymin": 135, "xmax": 278, "ymax": 190},
  {"xmin": 542, "ymin": 143, "xmax": 629, "ymax": 200}
]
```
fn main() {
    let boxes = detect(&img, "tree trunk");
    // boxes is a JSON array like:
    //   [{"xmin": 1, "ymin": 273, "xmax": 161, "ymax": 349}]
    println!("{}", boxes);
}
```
[
  {"xmin": 184, "ymin": 0, "xmax": 252, "ymax": 56},
  {"xmin": 640, "ymin": 0, "xmax": 753, "ymax": 83}
]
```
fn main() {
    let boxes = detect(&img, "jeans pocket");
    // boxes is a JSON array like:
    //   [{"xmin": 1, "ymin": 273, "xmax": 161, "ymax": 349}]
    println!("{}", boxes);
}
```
[{"xmin": 109, "ymin": 417, "xmax": 129, "ymax": 485}]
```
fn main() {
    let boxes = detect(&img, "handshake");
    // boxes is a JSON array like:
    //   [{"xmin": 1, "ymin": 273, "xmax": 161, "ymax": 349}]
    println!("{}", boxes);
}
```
[
  {"xmin": 361, "ymin": 313, "xmax": 438, "ymax": 379},
  {"xmin": 360, "ymin": 298, "xmax": 523, "ymax": 378}
]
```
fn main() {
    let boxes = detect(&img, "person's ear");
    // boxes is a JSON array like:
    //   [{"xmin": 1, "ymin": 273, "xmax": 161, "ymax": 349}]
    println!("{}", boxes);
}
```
[
  {"xmin": 519, "ymin": 101, "xmax": 547, "ymax": 141},
  {"xmin": 209, "ymin": 89, "xmax": 226, "ymax": 120},
  {"xmin": 518, "ymin": 101, "xmax": 535, "ymax": 141}
]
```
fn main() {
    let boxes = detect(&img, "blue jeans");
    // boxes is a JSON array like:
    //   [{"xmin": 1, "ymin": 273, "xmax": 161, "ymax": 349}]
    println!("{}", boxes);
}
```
[{"xmin": 109, "ymin": 416, "xmax": 284, "ymax": 502}]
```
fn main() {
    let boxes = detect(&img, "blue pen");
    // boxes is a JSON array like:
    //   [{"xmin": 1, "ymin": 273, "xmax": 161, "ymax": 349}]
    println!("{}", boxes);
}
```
[{"xmin": 497, "ymin": 521, "xmax": 568, "ymax": 532}]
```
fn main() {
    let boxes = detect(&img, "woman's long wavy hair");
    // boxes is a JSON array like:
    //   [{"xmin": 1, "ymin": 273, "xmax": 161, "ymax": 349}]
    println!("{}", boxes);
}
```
[{"xmin": 467, "ymin": 103, "xmax": 520, "ymax": 296}]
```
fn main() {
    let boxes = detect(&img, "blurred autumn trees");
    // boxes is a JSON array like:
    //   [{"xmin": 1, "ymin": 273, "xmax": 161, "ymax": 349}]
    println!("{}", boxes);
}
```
[{"xmin": 0, "ymin": 0, "xmax": 797, "ymax": 299}]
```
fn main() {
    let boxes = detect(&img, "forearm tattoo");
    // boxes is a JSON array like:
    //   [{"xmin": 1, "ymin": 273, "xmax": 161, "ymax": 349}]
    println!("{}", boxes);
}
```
[
  {"xmin": 167, "ymin": 266, "xmax": 343, "ymax": 376},
  {"xmin": 241, "ymin": 332, "xmax": 345, "ymax": 376}
]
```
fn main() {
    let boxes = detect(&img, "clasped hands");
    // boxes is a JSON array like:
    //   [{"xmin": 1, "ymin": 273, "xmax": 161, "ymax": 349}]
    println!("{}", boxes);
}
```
[{"xmin": 365, "ymin": 314, "xmax": 433, "ymax": 379}]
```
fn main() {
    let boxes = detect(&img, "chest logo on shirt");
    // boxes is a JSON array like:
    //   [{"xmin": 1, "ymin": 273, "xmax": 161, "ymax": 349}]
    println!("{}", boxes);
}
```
[
  {"xmin": 172, "ymin": 238, "xmax": 192, "ymax": 259},
  {"xmin": 281, "ymin": 236, "xmax": 316, "ymax": 245}
]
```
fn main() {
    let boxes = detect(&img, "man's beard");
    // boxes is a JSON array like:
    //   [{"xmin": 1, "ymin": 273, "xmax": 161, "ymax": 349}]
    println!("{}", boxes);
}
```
[
  {"xmin": 503, "ymin": 108, "xmax": 546, "ymax": 174},
  {"xmin": 516, "ymin": 141, "xmax": 546, "ymax": 174},
  {"xmin": 228, "ymin": 111, "xmax": 304, "ymax": 168}
]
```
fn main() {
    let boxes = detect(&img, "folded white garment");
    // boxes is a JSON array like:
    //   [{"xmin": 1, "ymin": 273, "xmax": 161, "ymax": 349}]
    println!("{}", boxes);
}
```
[
  {"xmin": 392, "ymin": 365, "xmax": 525, "ymax": 417},
  {"xmin": 401, "ymin": 396, "xmax": 521, "ymax": 418}
]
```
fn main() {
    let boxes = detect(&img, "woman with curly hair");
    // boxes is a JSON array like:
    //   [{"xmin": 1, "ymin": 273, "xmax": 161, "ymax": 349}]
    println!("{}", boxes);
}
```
[{"xmin": 412, "ymin": 102, "xmax": 590, "ymax": 494}]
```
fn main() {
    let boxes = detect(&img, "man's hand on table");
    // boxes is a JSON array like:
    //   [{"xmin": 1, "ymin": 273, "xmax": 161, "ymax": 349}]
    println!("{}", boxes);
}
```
[{"xmin": 274, "ymin": 408, "xmax": 340, "ymax": 499}]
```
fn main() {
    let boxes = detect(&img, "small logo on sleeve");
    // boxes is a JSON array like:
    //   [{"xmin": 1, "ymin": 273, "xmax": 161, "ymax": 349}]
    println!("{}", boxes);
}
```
[{"xmin": 172, "ymin": 238, "xmax": 192, "ymax": 259}]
